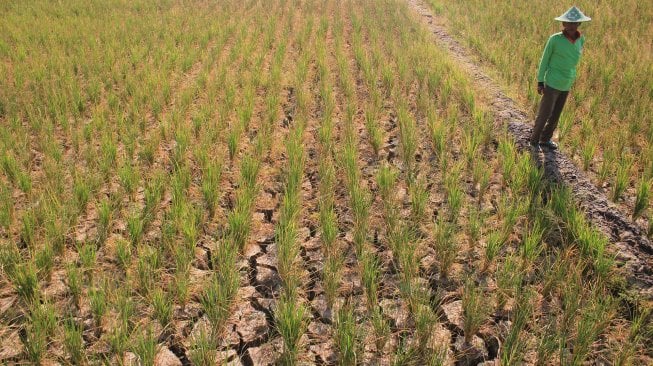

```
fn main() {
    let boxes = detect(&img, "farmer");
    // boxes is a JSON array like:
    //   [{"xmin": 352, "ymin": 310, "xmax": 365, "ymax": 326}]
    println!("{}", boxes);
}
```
[{"xmin": 530, "ymin": 6, "xmax": 591, "ymax": 151}]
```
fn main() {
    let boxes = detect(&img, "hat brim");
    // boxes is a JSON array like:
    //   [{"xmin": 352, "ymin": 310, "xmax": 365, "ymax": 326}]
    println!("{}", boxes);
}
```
[{"xmin": 555, "ymin": 15, "xmax": 591, "ymax": 22}]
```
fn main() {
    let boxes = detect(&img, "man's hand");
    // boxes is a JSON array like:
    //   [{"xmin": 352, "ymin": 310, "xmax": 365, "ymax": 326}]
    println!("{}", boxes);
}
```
[{"xmin": 537, "ymin": 82, "xmax": 545, "ymax": 95}]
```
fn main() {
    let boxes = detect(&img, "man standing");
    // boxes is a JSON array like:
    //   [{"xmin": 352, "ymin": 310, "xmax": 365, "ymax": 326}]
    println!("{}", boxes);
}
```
[{"xmin": 531, "ymin": 6, "xmax": 591, "ymax": 151}]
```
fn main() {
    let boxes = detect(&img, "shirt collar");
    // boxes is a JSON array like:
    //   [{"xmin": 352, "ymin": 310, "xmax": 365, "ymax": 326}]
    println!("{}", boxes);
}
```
[{"xmin": 562, "ymin": 29, "xmax": 581, "ymax": 42}]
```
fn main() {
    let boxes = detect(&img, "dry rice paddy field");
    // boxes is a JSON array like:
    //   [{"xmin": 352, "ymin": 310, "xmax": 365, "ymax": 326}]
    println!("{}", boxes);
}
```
[{"xmin": 0, "ymin": 0, "xmax": 651, "ymax": 365}]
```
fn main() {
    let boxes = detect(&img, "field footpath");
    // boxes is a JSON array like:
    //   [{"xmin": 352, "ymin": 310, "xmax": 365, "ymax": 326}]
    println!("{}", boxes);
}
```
[{"xmin": 405, "ymin": 0, "xmax": 653, "ymax": 298}]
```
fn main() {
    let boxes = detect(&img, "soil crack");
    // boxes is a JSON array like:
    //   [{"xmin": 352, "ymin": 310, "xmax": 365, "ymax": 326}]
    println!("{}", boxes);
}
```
[
  {"xmin": 235, "ymin": 298, "xmax": 275, "ymax": 366},
  {"xmin": 168, "ymin": 341, "xmax": 192, "ymax": 366}
]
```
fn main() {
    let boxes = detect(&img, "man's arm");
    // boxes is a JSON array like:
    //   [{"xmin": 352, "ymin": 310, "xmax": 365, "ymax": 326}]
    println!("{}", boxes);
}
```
[{"xmin": 537, "ymin": 37, "xmax": 554, "ymax": 93}]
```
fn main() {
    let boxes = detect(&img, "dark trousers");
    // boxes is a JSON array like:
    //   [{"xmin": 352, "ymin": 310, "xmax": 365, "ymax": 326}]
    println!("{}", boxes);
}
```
[{"xmin": 531, "ymin": 85, "xmax": 569, "ymax": 144}]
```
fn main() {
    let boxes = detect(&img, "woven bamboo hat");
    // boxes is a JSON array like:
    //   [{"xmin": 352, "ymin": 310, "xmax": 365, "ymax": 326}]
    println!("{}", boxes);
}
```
[{"xmin": 555, "ymin": 6, "xmax": 591, "ymax": 22}]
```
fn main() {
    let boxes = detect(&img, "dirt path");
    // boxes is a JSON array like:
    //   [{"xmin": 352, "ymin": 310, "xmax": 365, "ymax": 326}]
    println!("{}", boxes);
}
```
[{"xmin": 405, "ymin": 0, "xmax": 653, "ymax": 298}]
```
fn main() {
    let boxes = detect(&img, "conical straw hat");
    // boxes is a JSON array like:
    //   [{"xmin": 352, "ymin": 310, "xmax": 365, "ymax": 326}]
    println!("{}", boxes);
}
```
[{"xmin": 555, "ymin": 6, "xmax": 591, "ymax": 22}]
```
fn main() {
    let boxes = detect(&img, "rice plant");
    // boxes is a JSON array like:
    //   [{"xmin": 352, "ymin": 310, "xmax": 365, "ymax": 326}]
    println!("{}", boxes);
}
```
[
  {"xmin": 612, "ymin": 158, "xmax": 632, "ymax": 202},
  {"xmin": 132, "ymin": 325, "xmax": 159, "ymax": 366},
  {"xmin": 151, "ymin": 287, "xmax": 173, "ymax": 329},
  {"xmin": 77, "ymin": 241, "xmax": 97, "ymax": 283},
  {"xmin": 361, "ymin": 252, "xmax": 381, "ymax": 310},
  {"xmin": 409, "ymin": 177, "xmax": 429, "ymax": 225},
  {"xmin": 89, "ymin": 284, "xmax": 107, "ymax": 329},
  {"xmin": 495, "ymin": 255, "xmax": 522, "ymax": 311},
  {"xmin": 201, "ymin": 160, "xmax": 222, "ymax": 218},
  {"xmin": 472, "ymin": 159, "xmax": 491, "ymax": 206},
  {"xmin": 20, "ymin": 209, "xmax": 37, "ymax": 249},
  {"xmin": 97, "ymin": 198, "xmax": 112, "ymax": 244},
  {"xmin": 276, "ymin": 293, "xmax": 308, "ymax": 365},
  {"xmin": 174, "ymin": 264, "xmax": 191, "ymax": 307},
  {"xmin": 371, "ymin": 307, "xmax": 390, "ymax": 352},
  {"xmin": 433, "ymin": 218, "xmax": 458, "ymax": 278},
  {"xmin": 467, "ymin": 206, "xmax": 485, "ymax": 244},
  {"xmin": 30, "ymin": 301, "xmax": 57, "ymax": 339},
  {"xmin": 395, "ymin": 226, "xmax": 420, "ymax": 287},
  {"xmin": 377, "ymin": 163, "xmax": 399, "ymax": 234},
  {"xmin": 335, "ymin": 303, "xmax": 360, "ymax": 366},
  {"xmin": 13, "ymin": 262, "xmax": 39, "ymax": 304},
  {"xmin": 521, "ymin": 217, "xmax": 545, "ymax": 267},
  {"xmin": 227, "ymin": 126, "xmax": 240, "ymax": 161},
  {"xmin": 614, "ymin": 308, "xmax": 651, "ymax": 365},
  {"xmin": 21, "ymin": 325, "xmax": 46, "ymax": 364},
  {"xmin": 115, "ymin": 238, "xmax": 132, "ymax": 273},
  {"xmin": 127, "ymin": 209, "xmax": 144, "ymax": 246},
  {"xmin": 569, "ymin": 295, "xmax": 614, "ymax": 365},
  {"xmin": 581, "ymin": 139, "xmax": 596, "ymax": 171},
  {"xmin": 535, "ymin": 321, "xmax": 559, "ymax": 366},
  {"xmin": 444, "ymin": 162, "xmax": 464, "ymax": 222},
  {"xmin": 202, "ymin": 242, "xmax": 239, "ymax": 341},
  {"xmin": 365, "ymin": 105, "xmax": 384, "ymax": 156},
  {"xmin": 109, "ymin": 322, "xmax": 130, "ymax": 359},
  {"xmin": 137, "ymin": 247, "xmax": 162, "ymax": 294},
  {"xmin": 143, "ymin": 172, "xmax": 165, "ymax": 224},
  {"xmin": 189, "ymin": 327, "xmax": 218, "ymax": 366},
  {"xmin": 414, "ymin": 303, "xmax": 437, "ymax": 353},
  {"xmin": 118, "ymin": 162, "xmax": 139, "ymax": 197},
  {"xmin": 34, "ymin": 244, "xmax": 54, "ymax": 281},
  {"xmin": 350, "ymin": 186, "xmax": 371, "ymax": 257},
  {"xmin": 1, "ymin": 153, "xmax": 31, "ymax": 193},
  {"xmin": 483, "ymin": 231, "xmax": 505, "ymax": 272},
  {"xmin": 633, "ymin": 177, "xmax": 650, "ymax": 219},
  {"xmin": 276, "ymin": 217, "xmax": 300, "ymax": 293},
  {"xmin": 63, "ymin": 317, "xmax": 85, "ymax": 364},
  {"xmin": 323, "ymin": 248, "xmax": 343, "ymax": 310},
  {"xmin": 319, "ymin": 205, "xmax": 338, "ymax": 254},
  {"xmin": 0, "ymin": 242, "xmax": 21, "ymax": 283},
  {"xmin": 500, "ymin": 289, "xmax": 533, "ymax": 365},
  {"xmin": 461, "ymin": 277, "xmax": 488, "ymax": 343},
  {"xmin": 398, "ymin": 105, "xmax": 418, "ymax": 181},
  {"xmin": 427, "ymin": 110, "xmax": 448, "ymax": 164}
]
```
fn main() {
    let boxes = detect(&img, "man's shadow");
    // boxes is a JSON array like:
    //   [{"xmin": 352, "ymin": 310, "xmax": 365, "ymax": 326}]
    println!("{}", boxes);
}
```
[
  {"xmin": 528, "ymin": 141, "xmax": 564, "ymax": 208},
  {"xmin": 511, "ymin": 120, "xmax": 563, "ymax": 185}
]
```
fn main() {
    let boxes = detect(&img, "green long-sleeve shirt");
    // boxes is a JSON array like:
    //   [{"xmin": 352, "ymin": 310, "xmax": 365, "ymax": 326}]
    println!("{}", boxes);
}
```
[{"xmin": 537, "ymin": 32, "xmax": 585, "ymax": 91}]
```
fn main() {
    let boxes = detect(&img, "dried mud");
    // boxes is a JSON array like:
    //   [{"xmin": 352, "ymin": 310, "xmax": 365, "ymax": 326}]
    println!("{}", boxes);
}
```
[{"xmin": 406, "ymin": 0, "xmax": 653, "ymax": 299}]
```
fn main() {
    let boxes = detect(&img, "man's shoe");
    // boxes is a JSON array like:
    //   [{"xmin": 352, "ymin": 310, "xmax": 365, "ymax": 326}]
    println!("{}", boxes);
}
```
[{"xmin": 539, "ymin": 140, "xmax": 558, "ymax": 150}]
